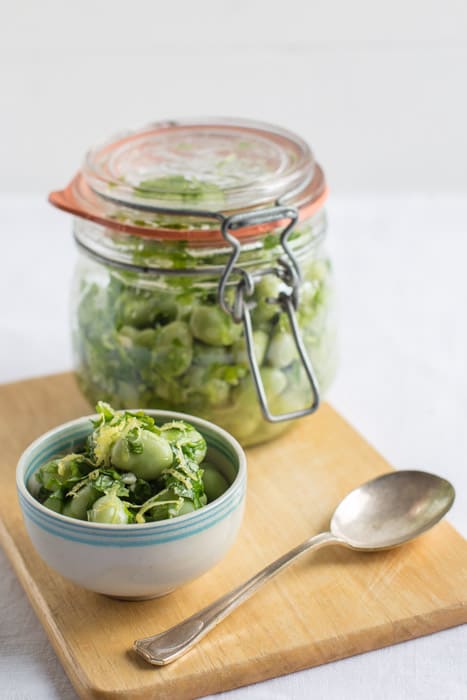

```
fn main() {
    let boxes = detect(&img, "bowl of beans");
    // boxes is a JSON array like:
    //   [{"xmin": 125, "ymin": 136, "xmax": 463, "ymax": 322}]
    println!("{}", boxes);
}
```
[{"xmin": 17, "ymin": 403, "xmax": 246, "ymax": 599}]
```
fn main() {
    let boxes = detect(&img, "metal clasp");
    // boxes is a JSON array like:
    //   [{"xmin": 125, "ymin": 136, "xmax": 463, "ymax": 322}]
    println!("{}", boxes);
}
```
[{"xmin": 217, "ymin": 206, "xmax": 320, "ymax": 423}]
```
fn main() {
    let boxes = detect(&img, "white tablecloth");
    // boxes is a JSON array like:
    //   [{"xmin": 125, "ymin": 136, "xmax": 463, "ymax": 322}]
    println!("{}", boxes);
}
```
[{"xmin": 1, "ymin": 194, "xmax": 465, "ymax": 699}]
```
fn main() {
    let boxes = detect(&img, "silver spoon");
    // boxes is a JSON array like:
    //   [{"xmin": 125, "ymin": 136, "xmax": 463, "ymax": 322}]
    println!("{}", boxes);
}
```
[{"xmin": 134, "ymin": 470, "xmax": 455, "ymax": 666}]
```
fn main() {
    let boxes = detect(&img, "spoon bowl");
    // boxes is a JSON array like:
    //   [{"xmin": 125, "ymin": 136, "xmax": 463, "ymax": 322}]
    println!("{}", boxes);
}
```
[{"xmin": 331, "ymin": 470, "xmax": 455, "ymax": 550}]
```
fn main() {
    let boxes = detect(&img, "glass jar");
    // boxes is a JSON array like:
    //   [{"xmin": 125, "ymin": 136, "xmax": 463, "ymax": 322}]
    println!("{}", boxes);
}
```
[{"xmin": 50, "ymin": 118, "xmax": 337, "ymax": 446}]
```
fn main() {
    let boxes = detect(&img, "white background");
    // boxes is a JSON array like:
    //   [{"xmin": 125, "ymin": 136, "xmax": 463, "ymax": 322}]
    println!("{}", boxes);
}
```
[
  {"xmin": 1, "ymin": 0, "xmax": 466, "ymax": 193},
  {"xmin": 1, "ymin": 2, "xmax": 466, "ymax": 700}
]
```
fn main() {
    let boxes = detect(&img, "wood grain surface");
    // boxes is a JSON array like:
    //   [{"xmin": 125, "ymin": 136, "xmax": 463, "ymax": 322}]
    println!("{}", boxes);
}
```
[{"xmin": 0, "ymin": 373, "xmax": 465, "ymax": 700}]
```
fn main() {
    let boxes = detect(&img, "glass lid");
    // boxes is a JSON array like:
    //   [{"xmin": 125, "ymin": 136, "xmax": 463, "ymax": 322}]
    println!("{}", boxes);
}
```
[
  {"xmin": 49, "ymin": 117, "xmax": 327, "ymax": 243},
  {"xmin": 82, "ymin": 117, "xmax": 316, "ymax": 213}
]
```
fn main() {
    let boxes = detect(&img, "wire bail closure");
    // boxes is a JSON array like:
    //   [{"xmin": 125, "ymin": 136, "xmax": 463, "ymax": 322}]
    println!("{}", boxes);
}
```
[{"xmin": 218, "ymin": 205, "xmax": 320, "ymax": 423}]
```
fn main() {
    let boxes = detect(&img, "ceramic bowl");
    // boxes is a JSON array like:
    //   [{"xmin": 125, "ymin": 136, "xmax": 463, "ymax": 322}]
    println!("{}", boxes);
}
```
[{"xmin": 16, "ymin": 410, "xmax": 246, "ymax": 599}]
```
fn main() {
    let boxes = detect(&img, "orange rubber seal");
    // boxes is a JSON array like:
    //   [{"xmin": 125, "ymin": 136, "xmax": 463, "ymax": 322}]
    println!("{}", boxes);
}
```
[{"xmin": 49, "ymin": 169, "xmax": 328, "ymax": 246}]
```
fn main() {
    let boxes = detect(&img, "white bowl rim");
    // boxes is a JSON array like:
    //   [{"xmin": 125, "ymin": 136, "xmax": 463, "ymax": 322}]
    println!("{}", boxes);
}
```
[{"xmin": 17, "ymin": 408, "xmax": 247, "ymax": 532}]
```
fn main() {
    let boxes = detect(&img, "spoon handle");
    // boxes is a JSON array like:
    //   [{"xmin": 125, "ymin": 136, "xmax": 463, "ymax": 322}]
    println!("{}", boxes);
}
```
[{"xmin": 134, "ymin": 531, "xmax": 340, "ymax": 665}]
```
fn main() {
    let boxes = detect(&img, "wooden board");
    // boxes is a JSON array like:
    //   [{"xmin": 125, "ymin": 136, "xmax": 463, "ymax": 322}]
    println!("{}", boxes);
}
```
[{"xmin": 0, "ymin": 373, "xmax": 466, "ymax": 700}]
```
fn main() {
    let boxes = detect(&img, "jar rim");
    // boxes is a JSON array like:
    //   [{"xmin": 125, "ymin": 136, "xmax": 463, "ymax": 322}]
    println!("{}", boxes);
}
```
[{"xmin": 49, "ymin": 117, "xmax": 327, "ymax": 243}]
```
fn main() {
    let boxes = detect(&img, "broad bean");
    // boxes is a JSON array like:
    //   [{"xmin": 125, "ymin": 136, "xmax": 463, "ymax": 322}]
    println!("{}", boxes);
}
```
[{"xmin": 111, "ymin": 430, "xmax": 173, "ymax": 479}]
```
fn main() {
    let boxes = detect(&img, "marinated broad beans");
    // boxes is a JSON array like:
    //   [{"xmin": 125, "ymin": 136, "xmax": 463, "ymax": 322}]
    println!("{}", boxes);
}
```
[
  {"xmin": 29, "ymin": 402, "xmax": 230, "ymax": 524},
  {"xmin": 73, "ymin": 227, "xmax": 337, "ymax": 446}
]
